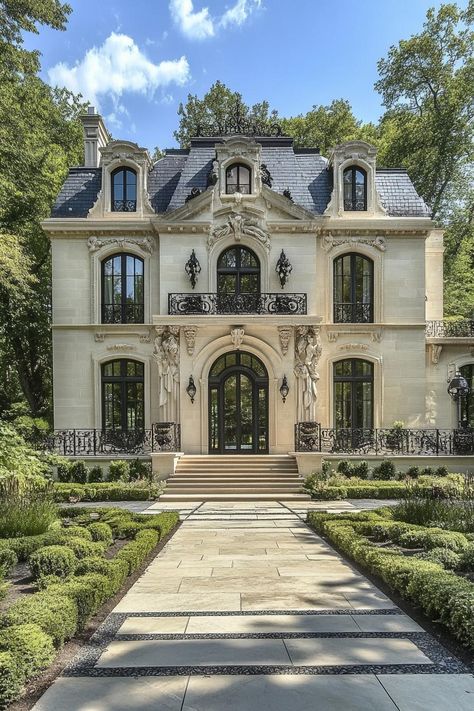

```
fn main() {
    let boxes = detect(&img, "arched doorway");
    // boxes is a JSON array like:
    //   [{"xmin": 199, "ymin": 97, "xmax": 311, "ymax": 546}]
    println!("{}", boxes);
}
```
[{"xmin": 209, "ymin": 351, "xmax": 268, "ymax": 454}]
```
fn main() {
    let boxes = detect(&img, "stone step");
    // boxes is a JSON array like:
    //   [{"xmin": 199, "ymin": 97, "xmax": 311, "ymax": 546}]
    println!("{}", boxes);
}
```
[
  {"xmin": 170, "ymin": 477, "xmax": 302, "ymax": 483},
  {"xmin": 159, "ymin": 492, "xmax": 311, "ymax": 501}
]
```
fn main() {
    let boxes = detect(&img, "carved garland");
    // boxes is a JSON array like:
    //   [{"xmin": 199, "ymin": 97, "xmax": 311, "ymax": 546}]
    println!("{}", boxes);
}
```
[
  {"xmin": 87, "ymin": 236, "xmax": 154, "ymax": 254},
  {"xmin": 208, "ymin": 212, "xmax": 270, "ymax": 251},
  {"xmin": 322, "ymin": 235, "xmax": 386, "ymax": 253}
]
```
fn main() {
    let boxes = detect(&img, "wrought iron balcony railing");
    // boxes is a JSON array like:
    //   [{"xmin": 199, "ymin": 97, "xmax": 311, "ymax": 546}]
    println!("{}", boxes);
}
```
[
  {"xmin": 102, "ymin": 303, "xmax": 144, "ymax": 324},
  {"xmin": 39, "ymin": 423, "xmax": 181, "ymax": 457},
  {"xmin": 426, "ymin": 320, "xmax": 474, "ymax": 338},
  {"xmin": 168, "ymin": 292, "xmax": 307, "ymax": 315},
  {"xmin": 113, "ymin": 199, "xmax": 136, "ymax": 212},
  {"xmin": 333, "ymin": 302, "xmax": 373, "ymax": 324},
  {"xmin": 295, "ymin": 422, "xmax": 474, "ymax": 456}
]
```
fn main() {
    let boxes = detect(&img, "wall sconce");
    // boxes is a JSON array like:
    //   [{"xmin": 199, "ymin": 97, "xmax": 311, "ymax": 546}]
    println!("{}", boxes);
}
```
[
  {"xmin": 185, "ymin": 250, "xmax": 201, "ymax": 289},
  {"xmin": 275, "ymin": 250, "xmax": 293, "ymax": 289},
  {"xmin": 186, "ymin": 375, "xmax": 197, "ymax": 404},
  {"xmin": 280, "ymin": 375, "xmax": 289, "ymax": 403}
]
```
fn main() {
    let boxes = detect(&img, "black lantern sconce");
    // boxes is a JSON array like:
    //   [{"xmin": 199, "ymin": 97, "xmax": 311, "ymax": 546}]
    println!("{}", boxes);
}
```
[
  {"xmin": 275, "ymin": 250, "xmax": 293, "ymax": 289},
  {"xmin": 186, "ymin": 375, "xmax": 197, "ymax": 404},
  {"xmin": 185, "ymin": 250, "xmax": 201, "ymax": 289},
  {"xmin": 280, "ymin": 375, "xmax": 289, "ymax": 403},
  {"xmin": 447, "ymin": 370, "xmax": 470, "ymax": 428}
]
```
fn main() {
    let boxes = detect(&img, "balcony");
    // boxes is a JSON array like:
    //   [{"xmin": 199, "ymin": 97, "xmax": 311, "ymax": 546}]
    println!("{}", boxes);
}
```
[
  {"xmin": 168, "ymin": 292, "xmax": 307, "ymax": 316},
  {"xmin": 295, "ymin": 423, "xmax": 474, "ymax": 455},
  {"xmin": 334, "ymin": 302, "xmax": 373, "ymax": 324},
  {"xmin": 426, "ymin": 320, "xmax": 474, "ymax": 338}
]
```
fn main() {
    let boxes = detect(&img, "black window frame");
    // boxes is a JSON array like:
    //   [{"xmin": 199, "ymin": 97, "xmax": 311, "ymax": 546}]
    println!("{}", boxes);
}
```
[
  {"xmin": 217, "ymin": 246, "xmax": 260, "ymax": 296},
  {"xmin": 343, "ymin": 166, "xmax": 367, "ymax": 211},
  {"xmin": 333, "ymin": 358, "xmax": 374, "ymax": 432},
  {"xmin": 111, "ymin": 167, "xmax": 137, "ymax": 212},
  {"xmin": 460, "ymin": 363, "xmax": 474, "ymax": 428},
  {"xmin": 333, "ymin": 252, "xmax": 374, "ymax": 323},
  {"xmin": 225, "ymin": 163, "xmax": 251, "ymax": 194},
  {"xmin": 101, "ymin": 359, "xmax": 144, "ymax": 432},
  {"xmin": 101, "ymin": 252, "xmax": 144, "ymax": 324}
]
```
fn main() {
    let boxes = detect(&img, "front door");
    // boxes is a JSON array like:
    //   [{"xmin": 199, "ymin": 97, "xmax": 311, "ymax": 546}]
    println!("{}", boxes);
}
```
[{"xmin": 209, "ymin": 351, "xmax": 268, "ymax": 454}]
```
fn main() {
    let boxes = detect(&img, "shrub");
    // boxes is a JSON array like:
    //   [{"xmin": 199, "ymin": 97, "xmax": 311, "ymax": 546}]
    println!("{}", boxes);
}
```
[
  {"xmin": 435, "ymin": 465, "xmax": 449, "ymax": 477},
  {"xmin": 53, "ymin": 482, "xmax": 160, "ymax": 502},
  {"xmin": 0, "ymin": 476, "xmax": 58, "ymax": 538},
  {"xmin": 88, "ymin": 465, "xmax": 103, "ymax": 483},
  {"xmin": 56, "ymin": 462, "xmax": 71, "ymax": 482},
  {"xmin": 372, "ymin": 460, "xmax": 397, "ymax": 480},
  {"xmin": 108, "ymin": 460, "xmax": 130, "ymax": 482},
  {"xmin": 418, "ymin": 547, "xmax": 461, "ymax": 570},
  {"xmin": 87, "ymin": 522, "xmax": 113, "ymax": 545},
  {"xmin": 353, "ymin": 461, "xmax": 369, "ymax": 479},
  {"xmin": 0, "ymin": 651, "xmax": 23, "ymax": 710},
  {"xmin": 129, "ymin": 458, "xmax": 152, "ymax": 481},
  {"xmin": 421, "ymin": 466, "xmax": 435, "ymax": 477},
  {"xmin": 60, "ymin": 525, "xmax": 93, "ymax": 541},
  {"xmin": 2, "ymin": 592, "xmax": 78, "ymax": 646},
  {"xmin": 0, "ymin": 624, "xmax": 55, "ymax": 683},
  {"xmin": 0, "ymin": 549, "xmax": 17, "ymax": 577},
  {"xmin": 29, "ymin": 546, "xmax": 77, "ymax": 580},
  {"xmin": 75, "ymin": 557, "xmax": 128, "ymax": 593},
  {"xmin": 116, "ymin": 529, "xmax": 159, "ymax": 575},
  {"xmin": 0, "ymin": 528, "xmax": 64, "ymax": 562},
  {"xmin": 397, "ymin": 529, "xmax": 469, "ymax": 553},
  {"xmin": 459, "ymin": 544, "xmax": 474, "ymax": 572},
  {"xmin": 63, "ymin": 537, "xmax": 104, "ymax": 559},
  {"xmin": 69, "ymin": 461, "xmax": 88, "ymax": 484},
  {"xmin": 321, "ymin": 460, "xmax": 332, "ymax": 477},
  {"xmin": 405, "ymin": 466, "xmax": 420, "ymax": 479},
  {"xmin": 336, "ymin": 460, "xmax": 352, "ymax": 476},
  {"xmin": 47, "ymin": 573, "xmax": 110, "ymax": 626}
]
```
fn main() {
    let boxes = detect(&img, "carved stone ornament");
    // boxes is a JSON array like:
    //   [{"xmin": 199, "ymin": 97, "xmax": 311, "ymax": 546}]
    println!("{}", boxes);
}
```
[
  {"xmin": 278, "ymin": 326, "xmax": 292, "ymax": 356},
  {"xmin": 338, "ymin": 343, "xmax": 369, "ymax": 352},
  {"xmin": 322, "ymin": 235, "xmax": 386, "ymax": 253},
  {"xmin": 87, "ymin": 236, "xmax": 154, "ymax": 254},
  {"xmin": 371, "ymin": 330, "xmax": 383, "ymax": 343},
  {"xmin": 106, "ymin": 343, "xmax": 136, "ymax": 352},
  {"xmin": 139, "ymin": 333, "xmax": 152, "ymax": 344},
  {"xmin": 185, "ymin": 187, "xmax": 201, "ymax": 203},
  {"xmin": 430, "ymin": 344, "xmax": 443, "ymax": 365},
  {"xmin": 294, "ymin": 326, "xmax": 322, "ymax": 420},
  {"xmin": 153, "ymin": 326, "xmax": 180, "ymax": 421},
  {"xmin": 94, "ymin": 333, "xmax": 105, "ymax": 343},
  {"xmin": 208, "ymin": 212, "xmax": 270, "ymax": 251},
  {"xmin": 230, "ymin": 327, "xmax": 245, "ymax": 349},
  {"xmin": 260, "ymin": 163, "xmax": 272, "ymax": 188},
  {"xmin": 183, "ymin": 325, "xmax": 198, "ymax": 356},
  {"xmin": 327, "ymin": 331, "xmax": 339, "ymax": 343}
]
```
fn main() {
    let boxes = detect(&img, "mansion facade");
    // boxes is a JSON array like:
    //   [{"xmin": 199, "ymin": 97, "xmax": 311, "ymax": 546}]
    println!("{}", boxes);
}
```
[{"xmin": 44, "ymin": 108, "xmax": 474, "ymax": 471}]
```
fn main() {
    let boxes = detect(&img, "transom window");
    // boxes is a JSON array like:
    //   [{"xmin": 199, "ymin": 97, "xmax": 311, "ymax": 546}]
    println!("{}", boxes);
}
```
[
  {"xmin": 111, "ymin": 167, "xmax": 137, "ymax": 212},
  {"xmin": 460, "ymin": 364, "xmax": 474, "ymax": 428},
  {"xmin": 102, "ymin": 253, "xmax": 144, "ymax": 324},
  {"xmin": 334, "ymin": 253, "xmax": 373, "ymax": 323},
  {"xmin": 226, "ymin": 163, "xmax": 251, "ymax": 194},
  {"xmin": 334, "ymin": 359, "xmax": 374, "ymax": 431},
  {"xmin": 217, "ymin": 246, "xmax": 260, "ymax": 295},
  {"xmin": 343, "ymin": 166, "xmax": 367, "ymax": 211},
  {"xmin": 102, "ymin": 359, "xmax": 144, "ymax": 431}
]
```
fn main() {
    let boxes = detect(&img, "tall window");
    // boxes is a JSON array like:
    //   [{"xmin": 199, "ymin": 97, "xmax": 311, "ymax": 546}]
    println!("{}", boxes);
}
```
[
  {"xmin": 334, "ymin": 253, "xmax": 373, "ymax": 323},
  {"xmin": 217, "ymin": 246, "xmax": 260, "ymax": 296},
  {"xmin": 334, "ymin": 359, "xmax": 373, "ymax": 430},
  {"xmin": 102, "ymin": 253, "xmax": 144, "ymax": 324},
  {"xmin": 111, "ymin": 167, "xmax": 137, "ymax": 211},
  {"xmin": 102, "ymin": 360, "xmax": 144, "ymax": 431},
  {"xmin": 226, "ymin": 163, "xmax": 251, "ymax": 194},
  {"xmin": 343, "ymin": 166, "xmax": 367, "ymax": 211},
  {"xmin": 460, "ymin": 364, "xmax": 474, "ymax": 427}
]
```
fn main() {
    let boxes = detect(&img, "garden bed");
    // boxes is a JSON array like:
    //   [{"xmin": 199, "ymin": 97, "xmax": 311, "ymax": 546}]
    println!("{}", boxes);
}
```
[{"xmin": 53, "ymin": 481, "xmax": 163, "ymax": 502}]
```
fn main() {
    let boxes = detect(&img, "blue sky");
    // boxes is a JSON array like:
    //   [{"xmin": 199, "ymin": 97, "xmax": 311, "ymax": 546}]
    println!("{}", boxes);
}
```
[{"xmin": 25, "ymin": 0, "xmax": 450, "ymax": 152}]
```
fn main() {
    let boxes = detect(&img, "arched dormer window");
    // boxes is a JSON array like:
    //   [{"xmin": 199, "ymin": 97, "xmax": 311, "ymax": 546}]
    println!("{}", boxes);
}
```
[
  {"xmin": 226, "ymin": 163, "xmax": 251, "ymax": 194},
  {"xmin": 102, "ymin": 253, "xmax": 144, "ymax": 324},
  {"xmin": 343, "ymin": 166, "xmax": 367, "ymax": 211},
  {"xmin": 111, "ymin": 167, "xmax": 137, "ymax": 212}
]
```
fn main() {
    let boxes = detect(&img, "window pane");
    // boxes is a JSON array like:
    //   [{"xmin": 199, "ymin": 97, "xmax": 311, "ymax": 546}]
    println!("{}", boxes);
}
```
[
  {"xmin": 239, "ymin": 274, "xmax": 259, "ymax": 293},
  {"xmin": 240, "ymin": 248, "xmax": 258, "ymax": 268},
  {"xmin": 210, "ymin": 355, "xmax": 226, "ymax": 376},
  {"xmin": 113, "ymin": 172, "xmax": 124, "ymax": 200},
  {"xmin": 218, "ymin": 274, "xmax": 237, "ymax": 294},
  {"xmin": 218, "ymin": 249, "xmax": 237, "ymax": 268}
]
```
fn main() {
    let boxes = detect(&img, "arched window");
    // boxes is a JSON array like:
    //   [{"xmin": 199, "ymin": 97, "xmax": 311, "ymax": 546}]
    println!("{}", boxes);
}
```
[
  {"xmin": 102, "ymin": 253, "xmax": 144, "ymax": 324},
  {"xmin": 226, "ymin": 163, "xmax": 251, "ymax": 194},
  {"xmin": 102, "ymin": 359, "xmax": 144, "ymax": 431},
  {"xmin": 334, "ymin": 253, "xmax": 373, "ymax": 323},
  {"xmin": 217, "ymin": 246, "xmax": 260, "ymax": 295},
  {"xmin": 334, "ymin": 359, "xmax": 374, "ymax": 431},
  {"xmin": 111, "ymin": 167, "xmax": 137, "ymax": 211},
  {"xmin": 343, "ymin": 166, "xmax": 367, "ymax": 211},
  {"xmin": 460, "ymin": 364, "xmax": 474, "ymax": 428}
]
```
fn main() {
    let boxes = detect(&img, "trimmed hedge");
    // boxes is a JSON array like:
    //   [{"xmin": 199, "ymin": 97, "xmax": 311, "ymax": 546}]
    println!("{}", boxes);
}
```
[
  {"xmin": 0, "ymin": 549, "xmax": 17, "ymax": 577},
  {"xmin": 0, "ymin": 624, "xmax": 55, "ymax": 683},
  {"xmin": 29, "ymin": 545, "xmax": 77, "ymax": 580},
  {"xmin": 116, "ymin": 529, "xmax": 159, "ymax": 575},
  {"xmin": 2, "ymin": 591, "xmax": 78, "ymax": 646},
  {"xmin": 87, "ymin": 522, "xmax": 113, "ymax": 545},
  {"xmin": 54, "ymin": 482, "xmax": 161, "ymax": 502},
  {"xmin": 62, "ymin": 537, "xmax": 105, "ymax": 559},
  {"xmin": 308, "ymin": 511, "xmax": 474, "ymax": 649},
  {"xmin": 47, "ymin": 573, "xmax": 110, "ymax": 626},
  {"xmin": 0, "ymin": 651, "xmax": 23, "ymax": 710},
  {"xmin": 75, "ymin": 556, "xmax": 128, "ymax": 591}
]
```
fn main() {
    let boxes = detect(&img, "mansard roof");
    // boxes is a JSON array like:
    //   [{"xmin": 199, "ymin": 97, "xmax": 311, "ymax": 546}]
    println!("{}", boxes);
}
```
[{"xmin": 51, "ymin": 135, "xmax": 430, "ymax": 219}]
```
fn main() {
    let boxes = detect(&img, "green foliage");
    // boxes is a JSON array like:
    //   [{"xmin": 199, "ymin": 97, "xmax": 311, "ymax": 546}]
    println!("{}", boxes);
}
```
[
  {"xmin": 0, "ymin": 475, "xmax": 58, "ymax": 537},
  {"xmin": 397, "ymin": 528, "xmax": 468, "ymax": 552},
  {"xmin": 56, "ymin": 461, "xmax": 71, "ymax": 482},
  {"xmin": 0, "ymin": 651, "xmax": 23, "ymax": 710},
  {"xmin": 336, "ymin": 460, "xmax": 369, "ymax": 479},
  {"xmin": 129, "ymin": 458, "xmax": 152, "ymax": 481},
  {"xmin": 53, "ymin": 481, "xmax": 161, "ymax": 502},
  {"xmin": 107, "ymin": 460, "xmax": 130, "ymax": 482},
  {"xmin": 417, "ymin": 547, "xmax": 462, "ymax": 570},
  {"xmin": 75, "ymin": 556, "xmax": 128, "ymax": 592},
  {"xmin": 29, "ymin": 545, "xmax": 77, "ymax": 580},
  {"xmin": 46, "ymin": 573, "xmax": 109, "ymax": 626},
  {"xmin": 405, "ymin": 466, "xmax": 420, "ymax": 479},
  {"xmin": 0, "ymin": 424, "xmax": 54, "ymax": 478},
  {"xmin": 62, "ymin": 537, "xmax": 104, "ymax": 559},
  {"xmin": 116, "ymin": 529, "xmax": 159, "ymax": 575},
  {"xmin": 458, "ymin": 543, "xmax": 474, "ymax": 571},
  {"xmin": 69, "ymin": 460, "xmax": 88, "ymax": 484},
  {"xmin": 0, "ymin": 548, "xmax": 17, "ymax": 577},
  {"xmin": 0, "ymin": 624, "xmax": 55, "ymax": 692},
  {"xmin": 87, "ymin": 522, "xmax": 113, "ymax": 545},
  {"xmin": 60, "ymin": 525, "xmax": 92, "ymax": 540},
  {"xmin": 372, "ymin": 460, "xmax": 397, "ymax": 480},
  {"xmin": 88, "ymin": 465, "xmax": 103, "ymax": 483}
]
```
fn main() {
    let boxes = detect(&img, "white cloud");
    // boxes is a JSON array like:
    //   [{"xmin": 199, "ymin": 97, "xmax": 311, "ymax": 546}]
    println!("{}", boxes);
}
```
[
  {"xmin": 47, "ymin": 32, "xmax": 190, "ymax": 108},
  {"xmin": 169, "ymin": 0, "xmax": 261, "ymax": 39},
  {"xmin": 169, "ymin": 0, "xmax": 215, "ymax": 40}
]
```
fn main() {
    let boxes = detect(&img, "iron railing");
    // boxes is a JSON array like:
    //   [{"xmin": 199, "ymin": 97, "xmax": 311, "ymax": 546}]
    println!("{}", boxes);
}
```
[
  {"xmin": 101, "ymin": 303, "xmax": 144, "ymax": 324},
  {"xmin": 334, "ymin": 302, "xmax": 373, "ymax": 323},
  {"xmin": 426, "ymin": 320, "xmax": 474, "ymax": 338},
  {"xmin": 41, "ymin": 423, "xmax": 181, "ymax": 457},
  {"xmin": 168, "ymin": 292, "xmax": 307, "ymax": 315},
  {"xmin": 113, "ymin": 199, "xmax": 136, "ymax": 212},
  {"xmin": 295, "ymin": 422, "xmax": 474, "ymax": 456}
]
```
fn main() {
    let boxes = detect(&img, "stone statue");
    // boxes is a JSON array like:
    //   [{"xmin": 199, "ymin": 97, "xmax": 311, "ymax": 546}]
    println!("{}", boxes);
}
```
[
  {"xmin": 154, "ymin": 326, "xmax": 180, "ymax": 421},
  {"xmin": 294, "ymin": 326, "xmax": 322, "ymax": 419},
  {"xmin": 208, "ymin": 212, "xmax": 271, "ymax": 251}
]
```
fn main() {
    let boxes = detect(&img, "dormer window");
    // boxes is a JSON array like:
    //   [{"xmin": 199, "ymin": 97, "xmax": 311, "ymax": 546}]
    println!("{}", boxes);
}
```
[
  {"xmin": 226, "ymin": 163, "xmax": 251, "ymax": 195},
  {"xmin": 112, "ymin": 167, "xmax": 137, "ymax": 212},
  {"xmin": 343, "ymin": 166, "xmax": 367, "ymax": 211}
]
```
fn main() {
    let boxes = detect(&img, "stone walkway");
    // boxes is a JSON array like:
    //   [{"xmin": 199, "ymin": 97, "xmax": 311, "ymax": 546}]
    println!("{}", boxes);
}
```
[{"xmin": 34, "ymin": 502, "xmax": 474, "ymax": 710}]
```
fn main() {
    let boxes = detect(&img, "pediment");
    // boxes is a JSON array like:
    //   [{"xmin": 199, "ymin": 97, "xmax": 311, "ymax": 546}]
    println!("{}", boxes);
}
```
[{"xmin": 261, "ymin": 186, "xmax": 316, "ymax": 220}]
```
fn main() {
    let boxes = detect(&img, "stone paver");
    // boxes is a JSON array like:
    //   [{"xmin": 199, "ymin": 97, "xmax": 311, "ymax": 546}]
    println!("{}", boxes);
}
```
[{"xmin": 34, "ymin": 501, "xmax": 471, "ymax": 711}]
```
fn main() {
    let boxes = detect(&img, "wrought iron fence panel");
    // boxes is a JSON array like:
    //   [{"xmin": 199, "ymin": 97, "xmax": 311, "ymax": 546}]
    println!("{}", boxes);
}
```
[
  {"xmin": 42, "ymin": 424, "xmax": 181, "ymax": 456},
  {"xmin": 426, "ymin": 320, "xmax": 474, "ymax": 338},
  {"xmin": 168, "ymin": 292, "xmax": 307, "ymax": 315}
]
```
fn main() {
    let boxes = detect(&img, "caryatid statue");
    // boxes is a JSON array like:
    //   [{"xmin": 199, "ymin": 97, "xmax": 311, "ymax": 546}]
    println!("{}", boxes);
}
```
[
  {"xmin": 294, "ymin": 326, "xmax": 322, "ymax": 420},
  {"xmin": 153, "ymin": 326, "xmax": 180, "ymax": 421}
]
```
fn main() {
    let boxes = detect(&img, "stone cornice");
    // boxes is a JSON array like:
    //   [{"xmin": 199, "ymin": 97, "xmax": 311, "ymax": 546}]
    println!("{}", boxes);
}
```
[{"xmin": 42, "ymin": 217, "xmax": 154, "ymax": 236}]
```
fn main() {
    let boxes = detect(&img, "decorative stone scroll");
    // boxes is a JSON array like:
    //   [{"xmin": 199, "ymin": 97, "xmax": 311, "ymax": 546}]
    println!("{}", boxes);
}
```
[
  {"xmin": 278, "ymin": 326, "xmax": 292, "ymax": 356},
  {"xmin": 183, "ymin": 326, "xmax": 198, "ymax": 356},
  {"xmin": 230, "ymin": 327, "xmax": 245, "ymax": 349},
  {"xmin": 322, "ymin": 235, "xmax": 386, "ymax": 253},
  {"xmin": 153, "ymin": 326, "xmax": 180, "ymax": 422},
  {"xmin": 208, "ymin": 212, "xmax": 270, "ymax": 251},
  {"xmin": 430, "ymin": 344, "xmax": 443, "ymax": 365},
  {"xmin": 294, "ymin": 326, "xmax": 322, "ymax": 421},
  {"xmin": 87, "ymin": 236, "xmax": 154, "ymax": 254}
]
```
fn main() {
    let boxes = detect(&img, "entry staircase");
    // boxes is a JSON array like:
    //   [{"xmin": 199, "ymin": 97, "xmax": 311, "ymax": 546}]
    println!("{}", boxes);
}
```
[{"xmin": 159, "ymin": 454, "xmax": 310, "ymax": 502}]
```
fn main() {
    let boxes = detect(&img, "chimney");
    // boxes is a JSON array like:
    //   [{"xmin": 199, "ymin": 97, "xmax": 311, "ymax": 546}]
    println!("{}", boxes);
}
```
[{"xmin": 80, "ymin": 106, "xmax": 110, "ymax": 167}]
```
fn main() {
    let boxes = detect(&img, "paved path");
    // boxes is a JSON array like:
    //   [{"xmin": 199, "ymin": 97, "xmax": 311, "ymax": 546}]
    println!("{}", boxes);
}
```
[{"xmin": 35, "ymin": 502, "xmax": 474, "ymax": 710}]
